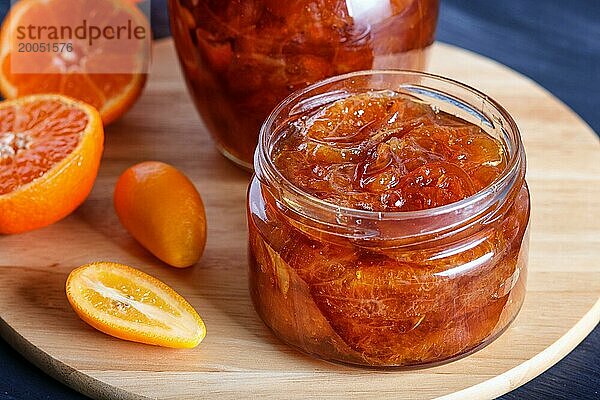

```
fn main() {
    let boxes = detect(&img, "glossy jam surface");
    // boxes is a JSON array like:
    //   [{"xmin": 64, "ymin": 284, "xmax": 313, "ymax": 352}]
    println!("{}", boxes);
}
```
[
  {"xmin": 273, "ymin": 91, "xmax": 506, "ymax": 212},
  {"xmin": 248, "ymin": 89, "xmax": 530, "ymax": 367},
  {"xmin": 169, "ymin": 0, "xmax": 439, "ymax": 167}
]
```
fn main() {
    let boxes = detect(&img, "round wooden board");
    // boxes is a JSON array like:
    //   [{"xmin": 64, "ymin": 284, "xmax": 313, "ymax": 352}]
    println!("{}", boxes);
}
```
[{"xmin": 0, "ymin": 39, "xmax": 598, "ymax": 400}]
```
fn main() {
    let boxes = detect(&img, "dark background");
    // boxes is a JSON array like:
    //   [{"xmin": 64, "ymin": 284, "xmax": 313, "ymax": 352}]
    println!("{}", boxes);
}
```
[{"xmin": 0, "ymin": 0, "xmax": 598, "ymax": 399}]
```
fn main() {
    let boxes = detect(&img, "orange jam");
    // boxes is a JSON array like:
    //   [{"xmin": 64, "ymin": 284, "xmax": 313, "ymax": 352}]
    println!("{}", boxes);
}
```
[
  {"xmin": 248, "ymin": 72, "xmax": 530, "ymax": 367},
  {"xmin": 272, "ymin": 91, "xmax": 507, "ymax": 212},
  {"xmin": 169, "ymin": 0, "xmax": 439, "ymax": 168}
]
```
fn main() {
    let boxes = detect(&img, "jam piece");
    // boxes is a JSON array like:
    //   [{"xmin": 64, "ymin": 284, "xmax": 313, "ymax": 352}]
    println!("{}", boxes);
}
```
[
  {"xmin": 273, "ymin": 91, "xmax": 506, "ymax": 212},
  {"xmin": 170, "ymin": 0, "xmax": 439, "ymax": 166},
  {"xmin": 398, "ymin": 162, "xmax": 476, "ymax": 211}
]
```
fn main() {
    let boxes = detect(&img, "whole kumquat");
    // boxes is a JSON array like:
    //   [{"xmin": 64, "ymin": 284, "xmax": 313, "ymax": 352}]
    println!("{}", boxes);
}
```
[{"xmin": 114, "ymin": 161, "xmax": 207, "ymax": 268}]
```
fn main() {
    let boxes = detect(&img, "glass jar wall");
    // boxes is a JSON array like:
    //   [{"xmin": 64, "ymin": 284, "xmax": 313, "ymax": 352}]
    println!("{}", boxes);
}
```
[{"xmin": 247, "ymin": 71, "xmax": 530, "ymax": 368}]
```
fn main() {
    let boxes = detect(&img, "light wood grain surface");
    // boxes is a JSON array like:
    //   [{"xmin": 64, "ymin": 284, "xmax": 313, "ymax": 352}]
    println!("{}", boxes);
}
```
[{"xmin": 0, "ymin": 39, "xmax": 598, "ymax": 400}]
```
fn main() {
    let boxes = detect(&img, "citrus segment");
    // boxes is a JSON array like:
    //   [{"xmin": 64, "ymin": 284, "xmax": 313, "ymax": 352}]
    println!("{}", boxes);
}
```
[
  {"xmin": 0, "ymin": 94, "xmax": 103, "ymax": 234},
  {"xmin": 66, "ymin": 262, "xmax": 206, "ymax": 348}
]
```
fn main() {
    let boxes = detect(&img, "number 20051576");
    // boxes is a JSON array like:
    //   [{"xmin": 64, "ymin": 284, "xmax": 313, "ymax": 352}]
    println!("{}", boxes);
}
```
[{"xmin": 17, "ymin": 42, "xmax": 73, "ymax": 53}]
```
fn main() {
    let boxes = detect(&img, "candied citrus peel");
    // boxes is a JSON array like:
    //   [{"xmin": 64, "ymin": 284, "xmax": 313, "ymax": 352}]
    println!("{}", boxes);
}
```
[{"xmin": 66, "ymin": 262, "xmax": 206, "ymax": 348}]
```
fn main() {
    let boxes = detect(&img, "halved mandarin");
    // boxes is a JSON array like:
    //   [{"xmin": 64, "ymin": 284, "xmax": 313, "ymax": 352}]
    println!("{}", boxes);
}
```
[
  {"xmin": 0, "ymin": 0, "xmax": 150, "ymax": 125},
  {"xmin": 0, "ymin": 94, "xmax": 104, "ymax": 234},
  {"xmin": 66, "ymin": 262, "xmax": 206, "ymax": 348}
]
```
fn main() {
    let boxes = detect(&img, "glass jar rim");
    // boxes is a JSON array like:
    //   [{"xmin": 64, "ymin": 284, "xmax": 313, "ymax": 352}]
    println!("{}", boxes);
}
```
[{"xmin": 255, "ymin": 69, "xmax": 525, "ymax": 224}]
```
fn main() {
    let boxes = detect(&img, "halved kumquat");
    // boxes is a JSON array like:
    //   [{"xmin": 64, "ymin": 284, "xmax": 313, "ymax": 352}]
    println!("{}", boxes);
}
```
[{"xmin": 66, "ymin": 262, "xmax": 206, "ymax": 348}]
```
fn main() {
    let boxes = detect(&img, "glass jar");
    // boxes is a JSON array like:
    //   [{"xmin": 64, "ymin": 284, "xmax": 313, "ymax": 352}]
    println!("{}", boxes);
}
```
[
  {"xmin": 168, "ymin": 0, "xmax": 440, "ymax": 169},
  {"xmin": 247, "ymin": 71, "xmax": 530, "ymax": 368}
]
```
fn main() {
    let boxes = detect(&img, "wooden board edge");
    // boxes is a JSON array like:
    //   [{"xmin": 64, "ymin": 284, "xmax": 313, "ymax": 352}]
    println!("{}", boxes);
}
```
[
  {"xmin": 0, "ymin": 316, "xmax": 147, "ymax": 400},
  {"xmin": 2, "ymin": 299, "xmax": 597, "ymax": 400},
  {"xmin": 439, "ymin": 298, "xmax": 600, "ymax": 400}
]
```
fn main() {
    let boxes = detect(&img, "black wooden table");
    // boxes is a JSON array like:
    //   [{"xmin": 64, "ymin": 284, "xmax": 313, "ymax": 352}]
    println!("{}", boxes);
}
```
[{"xmin": 0, "ymin": 0, "xmax": 598, "ymax": 398}]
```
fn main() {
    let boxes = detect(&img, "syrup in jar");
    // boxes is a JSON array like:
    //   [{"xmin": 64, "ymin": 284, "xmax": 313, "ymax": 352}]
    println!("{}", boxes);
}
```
[{"xmin": 248, "ymin": 71, "xmax": 530, "ymax": 367}]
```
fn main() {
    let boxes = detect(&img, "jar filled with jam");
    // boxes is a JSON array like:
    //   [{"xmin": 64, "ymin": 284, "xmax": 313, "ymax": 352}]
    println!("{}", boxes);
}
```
[
  {"xmin": 248, "ymin": 71, "xmax": 530, "ymax": 368},
  {"xmin": 169, "ymin": 0, "xmax": 439, "ymax": 169}
]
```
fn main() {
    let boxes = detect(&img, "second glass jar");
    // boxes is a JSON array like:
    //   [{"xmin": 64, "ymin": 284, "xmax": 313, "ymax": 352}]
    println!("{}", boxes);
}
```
[{"xmin": 169, "ymin": 0, "xmax": 440, "ymax": 169}]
